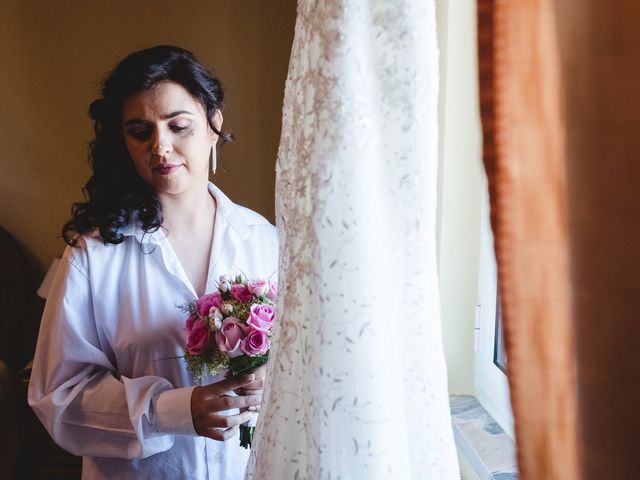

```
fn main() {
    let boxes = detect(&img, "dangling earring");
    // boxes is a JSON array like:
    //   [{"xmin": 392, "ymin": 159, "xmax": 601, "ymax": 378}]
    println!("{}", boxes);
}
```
[{"xmin": 210, "ymin": 145, "xmax": 217, "ymax": 175}]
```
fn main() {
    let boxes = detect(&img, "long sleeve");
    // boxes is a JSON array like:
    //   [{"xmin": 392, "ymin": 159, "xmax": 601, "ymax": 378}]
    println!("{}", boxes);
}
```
[
  {"xmin": 28, "ymin": 249, "xmax": 196, "ymax": 459},
  {"xmin": 27, "ymin": 186, "xmax": 275, "ymax": 478}
]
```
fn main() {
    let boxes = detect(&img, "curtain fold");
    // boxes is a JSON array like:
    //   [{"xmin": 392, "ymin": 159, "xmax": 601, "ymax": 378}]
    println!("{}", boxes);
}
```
[
  {"xmin": 554, "ymin": 2, "xmax": 640, "ymax": 478},
  {"xmin": 246, "ymin": 1, "xmax": 459, "ymax": 478},
  {"xmin": 477, "ymin": 1, "xmax": 580, "ymax": 479},
  {"xmin": 480, "ymin": 1, "xmax": 640, "ymax": 478}
]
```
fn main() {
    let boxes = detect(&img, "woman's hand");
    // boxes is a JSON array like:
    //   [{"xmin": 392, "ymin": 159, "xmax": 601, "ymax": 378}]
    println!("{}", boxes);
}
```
[
  {"xmin": 190, "ymin": 374, "xmax": 261, "ymax": 441},
  {"xmin": 233, "ymin": 365, "xmax": 266, "ymax": 397}
]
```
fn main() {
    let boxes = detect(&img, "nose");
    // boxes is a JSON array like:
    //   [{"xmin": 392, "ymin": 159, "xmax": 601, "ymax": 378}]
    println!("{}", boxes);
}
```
[{"xmin": 150, "ymin": 130, "xmax": 172, "ymax": 157}]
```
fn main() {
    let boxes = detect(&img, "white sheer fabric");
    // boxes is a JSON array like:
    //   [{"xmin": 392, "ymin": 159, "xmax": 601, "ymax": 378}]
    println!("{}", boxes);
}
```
[{"xmin": 246, "ymin": 1, "xmax": 459, "ymax": 478}]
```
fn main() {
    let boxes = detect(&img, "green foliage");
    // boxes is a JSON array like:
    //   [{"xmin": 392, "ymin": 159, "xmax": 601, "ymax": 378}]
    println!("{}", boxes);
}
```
[
  {"xmin": 176, "ymin": 301, "xmax": 198, "ymax": 316},
  {"xmin": 228, "ymin": 353, "xmax": 269, "ymax": 375},
  {"xmin": 185, "ymin": 349, "xmax": 229, "ymax": 382},
  {"xmin": 224, "ymin": 299, "xmax": 251, "ymax": 322}
]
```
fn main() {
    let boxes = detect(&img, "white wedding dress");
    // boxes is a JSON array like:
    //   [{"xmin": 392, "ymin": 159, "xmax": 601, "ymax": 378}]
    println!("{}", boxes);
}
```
[{"xmin": 246, "ymin": 1, "xmax": 460, "ymax": 478}]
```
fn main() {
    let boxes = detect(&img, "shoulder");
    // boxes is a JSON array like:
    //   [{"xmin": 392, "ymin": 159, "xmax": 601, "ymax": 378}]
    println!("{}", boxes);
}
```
[
  {"xmin": 225, "ymin": 203, "xmax": 279, "ymax": 276},
  {"xmin": 61, "ymin": 231, "xmax": 98, "ymax": 275},
  {"xmin": 62, "ymin": 229, "xmax": 136, "ymax": 277},
  {"xmin": 235, "ymin": 205, "xmax": 275, "ymax": 229},
  {"xmin": 234, "ymin": 205, "xmax": 278, "ymax": 250}
]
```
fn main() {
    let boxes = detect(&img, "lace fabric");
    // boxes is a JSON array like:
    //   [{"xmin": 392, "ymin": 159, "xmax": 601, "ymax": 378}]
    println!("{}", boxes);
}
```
[{"xmin": 246, "ymin": 1, "xmax": 459, "ymax": 478}]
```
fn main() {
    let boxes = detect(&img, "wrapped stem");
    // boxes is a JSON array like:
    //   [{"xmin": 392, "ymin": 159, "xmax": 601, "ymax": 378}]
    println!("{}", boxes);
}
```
[
  {"xmin": 239, "ymin": 426, "xmax": 254, "ymax": 449},
  {"xmin": 229, "ymin": 356, "xmax": 268, "ymax": 449}
]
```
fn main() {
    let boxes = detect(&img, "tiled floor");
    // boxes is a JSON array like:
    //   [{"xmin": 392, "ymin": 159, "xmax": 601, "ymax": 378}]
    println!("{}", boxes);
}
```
[{"xmin": 450, "ymin": 395, "xmax": 518, "ymax": 480}]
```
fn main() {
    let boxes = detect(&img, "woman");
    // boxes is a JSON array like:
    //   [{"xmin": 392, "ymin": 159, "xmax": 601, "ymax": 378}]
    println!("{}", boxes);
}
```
[{"xmin": 28, "ymin": 45, "xmax": 278, "ymax": 479}]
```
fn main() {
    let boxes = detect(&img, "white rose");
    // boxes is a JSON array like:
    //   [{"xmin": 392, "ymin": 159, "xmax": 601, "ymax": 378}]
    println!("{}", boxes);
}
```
[
  {"xmin": 208, "ymin": 307, "xmax": 224, "ymax": 330},
  {"xmin": 248, "ymin": 278, "xmax": 269, "ymax": 297}
]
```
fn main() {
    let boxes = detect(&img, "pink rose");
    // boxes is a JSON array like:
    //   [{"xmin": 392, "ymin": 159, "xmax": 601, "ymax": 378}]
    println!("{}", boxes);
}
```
[
  {"xmin": 215, "ymin": 317, "xmax": 248, "ymax": 357},
  {"xmin": 241, "ymin": 329, "xmax": 270, "ymax": 356},
  {"xmin": 267, "ymin": 280, "xmax": 278, "ymax": 301},
  {"xmin": 185, "ymin": 313, "xmax": 198, "ymax": 331},
  {"xmin": 231, "ymin": 283, "xmax": 254, "ymax": 303},
  {"xmin": 247, "ymin": 278, "xmax": 269, "ymax": 297},
  {"xmin": 196, "ymin": 292, "xmax": 222, "ymax": 316},
  {"xmin": 247, "ymin": 304, "xmax": 275, "ymax": 332},
  {"xmin": 186, "ymin": 319, "xmax": 214, "ymax": 355}
]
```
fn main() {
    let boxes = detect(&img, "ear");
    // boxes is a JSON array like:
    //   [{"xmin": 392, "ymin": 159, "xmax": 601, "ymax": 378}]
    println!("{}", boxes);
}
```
[{"xmin": 210, "ymin": 110, "xmax": 223, "ymax": 141}]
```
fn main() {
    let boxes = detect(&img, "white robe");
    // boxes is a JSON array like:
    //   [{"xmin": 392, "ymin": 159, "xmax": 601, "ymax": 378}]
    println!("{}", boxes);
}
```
[{"xmin": 29, "ymin": 183, "xmax": 278, "ymax": 480}]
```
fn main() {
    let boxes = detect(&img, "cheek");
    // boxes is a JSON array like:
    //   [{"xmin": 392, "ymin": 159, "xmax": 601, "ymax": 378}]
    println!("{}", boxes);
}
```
[
  {"xmin": 125, "ymin": 148, "xmax": 153, "ymax": 181},
  {"xmin": 125, "ymin": 142, "xmax": 149, "ymax": 167},
  {"xmin": 184, "ymin": 140, "xmax": 212, "ymax": 167}
]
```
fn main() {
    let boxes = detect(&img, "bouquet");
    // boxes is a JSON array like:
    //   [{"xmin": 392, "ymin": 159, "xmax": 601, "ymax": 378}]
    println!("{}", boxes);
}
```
[{"xmin": 181, "ymin": 274, "xmax": 277, "ymax": 448}]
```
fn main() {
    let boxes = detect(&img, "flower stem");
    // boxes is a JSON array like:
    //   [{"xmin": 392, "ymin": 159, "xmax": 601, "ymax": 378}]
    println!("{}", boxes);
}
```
[{"xmin": 239, "ymin": 425, "xmax": 254, "ymax": 449}]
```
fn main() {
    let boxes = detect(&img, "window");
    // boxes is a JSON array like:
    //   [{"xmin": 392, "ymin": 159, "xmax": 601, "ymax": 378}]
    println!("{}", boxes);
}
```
[{"xmin": 474, "ymin": 182, "xmax": 513, "ymax": 438}]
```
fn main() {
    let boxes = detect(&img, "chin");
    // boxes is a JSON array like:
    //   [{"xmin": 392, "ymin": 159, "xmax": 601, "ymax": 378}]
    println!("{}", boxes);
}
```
[{"xmin": 147, "ymin": 175, "xmax": 185, "ymax": 195}]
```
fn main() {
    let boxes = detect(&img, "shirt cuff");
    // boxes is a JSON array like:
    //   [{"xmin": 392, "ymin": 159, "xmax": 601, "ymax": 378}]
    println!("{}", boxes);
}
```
[{"xmin": 155, "ymin": 386, "xmax": 197, "ymax": 436}]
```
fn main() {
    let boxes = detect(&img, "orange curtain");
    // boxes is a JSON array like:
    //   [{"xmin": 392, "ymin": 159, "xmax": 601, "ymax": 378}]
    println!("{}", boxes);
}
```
[
  {"xmin": 555, "ymin": 2, "xmax": 640, "ymax": 478},
  {"xmin": 479, "ymin": 1, "xmax": 640, "ymax": 478},
  {"xmin": 477, "ymin": 1, "xmax": 579, "ymax": 478}
]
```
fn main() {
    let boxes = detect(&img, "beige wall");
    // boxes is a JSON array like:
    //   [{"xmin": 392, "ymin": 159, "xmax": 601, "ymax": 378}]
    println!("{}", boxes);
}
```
[
  {"xmin": 437, "ymin": 0, "xmax": 484, "ymax": 394},
  {"xmin": 0, "ymin": 1, "xmax": 296, "ymax": 275},
  {"xmin": 1, "ymin": 1, "xmax": 482, "ymax": 395}
]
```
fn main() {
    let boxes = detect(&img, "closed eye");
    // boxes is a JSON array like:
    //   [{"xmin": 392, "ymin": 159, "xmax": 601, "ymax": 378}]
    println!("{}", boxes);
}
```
[
  {"xmin": 170, "ymin": 124, "xmax": 191, "ymax": 134},
  {"xmin": 125, "ymin": 127, "xmax": 152, "ymax": 141}
]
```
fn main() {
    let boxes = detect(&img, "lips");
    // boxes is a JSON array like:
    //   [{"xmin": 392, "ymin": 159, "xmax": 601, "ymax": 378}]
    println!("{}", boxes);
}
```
[{"xmin": 153, "ymin": 164, "xmax": 181, "ymax": 175}]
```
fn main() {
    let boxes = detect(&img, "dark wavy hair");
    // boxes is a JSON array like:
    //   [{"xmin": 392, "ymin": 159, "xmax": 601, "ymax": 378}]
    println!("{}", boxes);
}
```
[{"xmin": 63, "ymin": 45, "xmax": 233, "ymax": 246}]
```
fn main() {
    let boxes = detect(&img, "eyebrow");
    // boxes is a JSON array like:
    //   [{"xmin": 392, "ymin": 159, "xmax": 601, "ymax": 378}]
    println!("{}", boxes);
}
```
[{"xmin": 124, "ymin": 110, "xmax": 194, "ymax": 126}]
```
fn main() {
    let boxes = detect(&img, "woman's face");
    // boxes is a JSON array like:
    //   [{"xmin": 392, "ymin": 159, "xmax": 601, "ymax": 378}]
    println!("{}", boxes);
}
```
[{"xmin": 121, "ymin": 81, "xmax": 221, "ymax": 197}]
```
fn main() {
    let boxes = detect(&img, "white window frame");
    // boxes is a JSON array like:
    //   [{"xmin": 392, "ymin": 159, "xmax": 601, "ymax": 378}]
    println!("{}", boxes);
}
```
[{"xmin": 474, "ymin": 180, "xmax": 514, "ymax": 439}]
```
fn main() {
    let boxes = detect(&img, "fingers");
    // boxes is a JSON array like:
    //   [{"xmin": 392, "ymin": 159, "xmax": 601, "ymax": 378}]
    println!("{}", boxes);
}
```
[
  {"xmin": 204, "ymin": 374, "xmax": 256, "ymax": 397},
  {"xmin": 226, "ymin": 409, "xmax": 257, "ymax": 427},
  {"xmin": 192, "ymin": 390, "xmax": 261, "ymax": 420},
  {"xmin": 233, "ymin": 367, "xmax": 265, "ymax": 393},
  {"xmin": 239, "ymin": 404, "xmax": 261, "ymax": 413},
  {"xmin": 197, "ymin": 410, "xmax": 258, "ymax": 441},
  {"xmin": 191, "ymin": 379, "xmax": 262, "ymax": 440},
  {"xmin": 225, "ymin": 366, "xmax": 266, "ymax": 389},
  {"xmin": 202, "ymin": 425, "xmax": 238, "ymax": 442},
  {"xmin": 234, "ymin": 386, "xmax": 263, "ymax": 396},
  {"xmin": 240, "ymin": 376, "xmax": 265, "ymax": 391},
  {"xmin": 191, "ymin": 374, "xmax": 263, "ymax": 441},
  {"xmin": 212, "ymin": 394, "xmax": 262, "ymax": 412}
]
